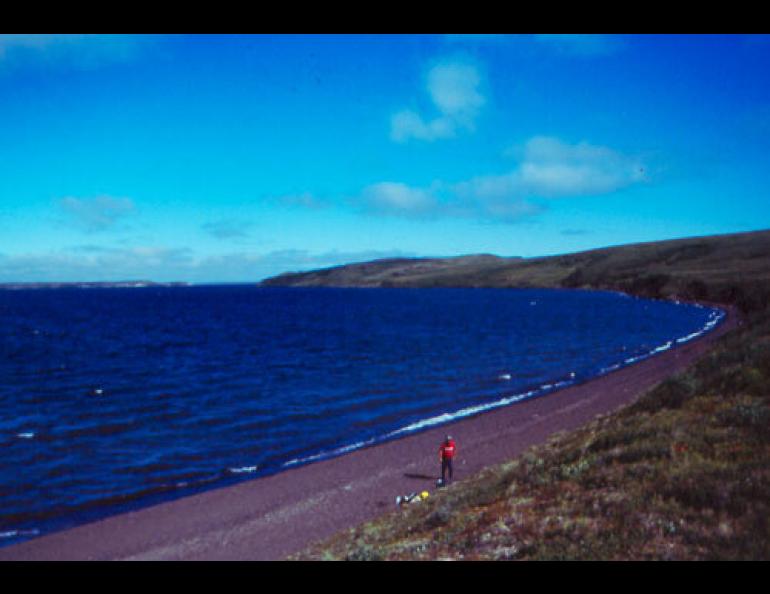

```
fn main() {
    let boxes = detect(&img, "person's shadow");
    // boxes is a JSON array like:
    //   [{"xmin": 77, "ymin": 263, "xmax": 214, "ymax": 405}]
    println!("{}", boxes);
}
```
[{"xmin": 403, "ymin": 473, "xmax": 434, "ymax": 480}]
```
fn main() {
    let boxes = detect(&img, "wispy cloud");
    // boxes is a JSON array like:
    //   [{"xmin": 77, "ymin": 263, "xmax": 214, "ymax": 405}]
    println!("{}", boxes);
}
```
[
  {"xmin": 59, "ymin": 196, "xmax": 137, "ymax": 232},
  {"xmin": 487, "ymin": 136, "xmax": 647, "ymax": 199},
  {"xmin": 0, "ymin": 34, "xmax": 149, "ymax": 70},
  {"xmin": 390, "ymin": 60, "xmax": 486, "ymax": 142},
  {"xmin": 201, "ymin": 219, "xmax": 253, "ymax": 240},
  {"xmin": 278, "ymin": 192, "xmax": 331, "ymax": 210},
  {"xmin": 0, "ymin": 246, "xmax": 416, "ymax": 283},
  {"xmin": 0, "ymin": 245, "xmax": 193, "ymax": 282},
  {"xmin": 247, "ymin": 248, "xmax": 416, "ymax": 273},
  {"xmin": 354, "ymin": 136, "xmax": 646, "ymax": 223},
  {"xmin": 353, "ymin": 178, "xmax": 543, "ymax": 224},
  {"xmin": 359, "ymin": 182, "xmax": 440, "ymax": 217}
]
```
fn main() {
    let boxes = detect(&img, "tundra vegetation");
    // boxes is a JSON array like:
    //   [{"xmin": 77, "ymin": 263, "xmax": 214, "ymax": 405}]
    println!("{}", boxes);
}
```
[{"xmin": 275, "ymin": 230, "xmax": 770, "ymax": 560}]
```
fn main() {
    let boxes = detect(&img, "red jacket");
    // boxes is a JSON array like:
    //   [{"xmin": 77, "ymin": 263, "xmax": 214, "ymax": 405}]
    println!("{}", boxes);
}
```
[{"xmin": 439, "ymin": 439, "xmax": 457, "ymax": 460}]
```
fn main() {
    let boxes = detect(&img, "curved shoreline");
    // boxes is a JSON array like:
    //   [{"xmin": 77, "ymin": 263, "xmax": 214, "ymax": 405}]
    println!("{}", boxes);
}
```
[{"xmin": 0, "ymin": 304, "xmax": 739, "ymax": 561}]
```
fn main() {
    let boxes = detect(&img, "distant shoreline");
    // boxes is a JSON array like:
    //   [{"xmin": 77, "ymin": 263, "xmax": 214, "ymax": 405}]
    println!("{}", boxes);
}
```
[{"xmin": 0, "ymin": 281, "xmax": 191, "ymax": 290}]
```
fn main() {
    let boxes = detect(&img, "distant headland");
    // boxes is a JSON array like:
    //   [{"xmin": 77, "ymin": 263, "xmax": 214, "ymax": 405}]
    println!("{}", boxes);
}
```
[
  {"xmin": 259, "ymin": 229, "xmax": 770, "ymax": 312},
  {"xmin": 0, "ymin": 281, "xmax": 192, "ymax": 290}
]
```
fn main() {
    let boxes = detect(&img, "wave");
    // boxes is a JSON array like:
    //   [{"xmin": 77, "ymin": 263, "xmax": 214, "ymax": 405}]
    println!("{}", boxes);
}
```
[
  {"xmin": 281, "ymin": 437, "xmax": 379, "ymax": 469},
  {"xmin": 227, "ymin": 465, "xmax": 259, "ymax": 475},
  {"xmin": 274, "ymin": 305, "xmax": 728, "ymax": 472},
  {"xmin": 0, "ymin": 290, "xmax": 728, "ymax": 547},
  {"xmin": 385, "ymin": 388, "xmax": 542, "ymax": 438},
  {"xmin": 0, "ymin": 529, "xmax": 39, "ymax": 540}
]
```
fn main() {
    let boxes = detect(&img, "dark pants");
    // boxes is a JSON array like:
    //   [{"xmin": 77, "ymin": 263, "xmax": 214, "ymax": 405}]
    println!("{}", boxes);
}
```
[{"xmin": 441, "ymin": 458, "xmax": 453, "ymax": 482}]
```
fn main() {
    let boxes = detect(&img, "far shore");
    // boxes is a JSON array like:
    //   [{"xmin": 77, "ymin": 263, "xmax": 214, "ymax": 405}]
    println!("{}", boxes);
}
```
[{"xmin": 0, "ymin": 304, "xmax": 738, "ymax": 561}]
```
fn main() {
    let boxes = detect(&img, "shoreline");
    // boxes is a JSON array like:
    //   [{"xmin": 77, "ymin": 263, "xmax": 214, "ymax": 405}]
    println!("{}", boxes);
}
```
[{"xmin": 0, "ymin": 304, "xmax": 738, "ymax": 561}]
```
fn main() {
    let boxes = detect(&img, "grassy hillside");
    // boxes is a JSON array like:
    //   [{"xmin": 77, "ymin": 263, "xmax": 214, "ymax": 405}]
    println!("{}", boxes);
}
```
[
  {"xmin": 293, "ymin": 315, "xmax": 770, "ymax": 560},
  {"xmin": 261, "ymin": 229, "xmax": 770, "ymax": 314},
  {"xmin": 279, "ymin": 229, "xmax": 770, "ymax": 560}
]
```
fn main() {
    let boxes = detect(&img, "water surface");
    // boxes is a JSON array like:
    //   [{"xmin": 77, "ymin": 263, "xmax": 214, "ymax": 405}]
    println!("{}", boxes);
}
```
[{"xmin": 0, "ymin": 286, "xmax": 723, "ymax": 545}]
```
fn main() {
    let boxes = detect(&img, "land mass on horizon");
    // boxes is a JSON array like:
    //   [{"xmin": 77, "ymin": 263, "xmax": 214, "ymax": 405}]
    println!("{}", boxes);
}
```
[
  {"xmin": 260, "ymin": 229, "xmax": 770, "ymax": 312},
  {"xmin": 0, "ymin": 281, "xmax": 192, "ymax": 290}
]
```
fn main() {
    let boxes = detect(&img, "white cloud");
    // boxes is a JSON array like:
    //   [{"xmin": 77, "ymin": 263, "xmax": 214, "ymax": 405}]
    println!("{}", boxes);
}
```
[
  {"xmin": 0, "ymin": 246, "xmax": 416, "ymax": 283},
  {"xmin": 390, "ymin": 109, "xmax": 456, "ymax": 142},
  {"xmin": 354, "ymin": 179, "xmax": 542, "ymax": 224},
  {"xmin": 356, "ymin": 136, "xmax": 646, "ymax": 223},
  {"xmin": 464, "ymin": 136, "xmax": 646, "ymax": 200},
  {"xmin": 59, "ymin": 195, "xmax": 137, "ymax": 232},
  {"xmin": 0, "ymin": 245, "xmax": 193, "ymax": 282},
  {"xmin": 360, "ymin": 182, "xmax": 439, "ymax": 216},
  {"xmin": 427, "ymin": 62, "xmax": 485, "ymax": 122},
  {"xmin": 390, "ymin": 60, "xmax": 485, "ymax": 143}
]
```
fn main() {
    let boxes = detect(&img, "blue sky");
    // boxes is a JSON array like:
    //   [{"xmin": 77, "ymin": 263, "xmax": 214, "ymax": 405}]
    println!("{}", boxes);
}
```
[{"xmin": 1, "ymin": 33, "xmax": 769, "ymax": 282}]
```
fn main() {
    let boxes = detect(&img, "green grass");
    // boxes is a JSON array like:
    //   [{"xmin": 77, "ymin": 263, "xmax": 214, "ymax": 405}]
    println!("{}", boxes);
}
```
[
  {"xmin": 291, "ymin": 312, "xmax": 770, "ymax": 560},
  {"xmin": 284, "ymin": 229, "xmax": 770, "ymax": 560}
]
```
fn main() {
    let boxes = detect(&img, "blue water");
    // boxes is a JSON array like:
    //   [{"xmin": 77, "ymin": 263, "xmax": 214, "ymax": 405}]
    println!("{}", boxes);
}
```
[{"xmin": 0, "ymin": 286, "xmax": 723, "ymax": 545}]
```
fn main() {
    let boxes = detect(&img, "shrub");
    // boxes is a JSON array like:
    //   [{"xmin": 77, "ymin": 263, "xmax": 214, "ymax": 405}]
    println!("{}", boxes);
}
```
[
  {"xmin": 683, "ymin": 279, "xmax": 710, "ymax": 301},
  {"xmin": 632, "ymin": 376, "xmax": 696, "ymax": 413},
  {"xmin": 345, "ymin": 544, "xmax": 384, "ymax": 561},
  {"xmin": 616, "ymin": 443, "xmax": 671, "ymax": 464},
  {"xmin": 621, "ymin": 274, "xmax": 671, "ymax": 299},
  {"xmin": 718, "ymin": 402, "xmax": 770, "ymax": 442},
  {"xmin": 423, "ymin": 507, "xmax": 452, "ymax": 530}
]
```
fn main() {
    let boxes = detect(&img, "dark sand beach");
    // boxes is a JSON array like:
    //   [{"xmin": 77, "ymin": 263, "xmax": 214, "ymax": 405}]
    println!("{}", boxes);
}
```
[{"xmin": 0, "ymin": 306, "xmax": 738, "ymax": 561}]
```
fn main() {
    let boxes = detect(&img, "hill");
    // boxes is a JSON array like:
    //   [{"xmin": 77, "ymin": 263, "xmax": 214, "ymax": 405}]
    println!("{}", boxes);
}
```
[
  {"xmin": 279, "ymin": 229, "xmax": 770, "ymax": 560},
  {"xmin": 260, "ymin": 230, "xmax": 770, "ymax": 313}
]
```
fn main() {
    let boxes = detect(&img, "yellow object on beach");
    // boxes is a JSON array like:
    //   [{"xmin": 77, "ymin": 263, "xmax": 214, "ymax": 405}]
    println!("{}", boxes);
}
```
[{"xmin": 420, "ymin": 491, "xmax": 429, "ymax": 500}]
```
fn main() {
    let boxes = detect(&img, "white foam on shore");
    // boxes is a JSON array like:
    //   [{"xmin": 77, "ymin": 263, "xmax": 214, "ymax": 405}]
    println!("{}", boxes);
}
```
[
  {"xmin": 276, "ymin": 305, "xmax": 727, "ymax": 475},
  {"xmin": 228, "ymin": 465, "xmax": 259, "ymax": 475},
  {"xmin": 600, "ymin": 362, "xmax": 622, "ymax": 374},
  {"xmin": 675, "ymin": 307, "xmax": 724, "ymax": 343},
  {"xmin": 624, "ymin": 354, "xmax": 649, "ymax": 365},
  {"xmin": 386, "ymin": 388, "xmax": 543, "ymax": 438},
  {"xmin": 0, "ymin": 529, "xmax": 39, "ymax": 539},
  {"xmin": 281, "ymin": 383, "xmax": 563, "ymax": 470},
  {"xmin": 676, "ymin": 330, "xmax": 704, "ymax": 344},
  {"xmin": 282, "ymin": 437, "xmax": 377, "ymax": 469},
  {"xmin": 594, "ymin": 306, "xmax": 726, "ymax": 380}
]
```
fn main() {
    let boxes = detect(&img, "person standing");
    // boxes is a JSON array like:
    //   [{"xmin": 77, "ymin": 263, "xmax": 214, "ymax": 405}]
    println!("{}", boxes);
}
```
[{"xmin": 439, "ymin": 435, "xmax": 457, "ymax": 485}]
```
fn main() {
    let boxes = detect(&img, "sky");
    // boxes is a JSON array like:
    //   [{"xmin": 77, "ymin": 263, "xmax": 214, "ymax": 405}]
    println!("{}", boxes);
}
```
[{"xmin": 1, "ymin": 33, "xmax": 769, "ymax": 283}]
